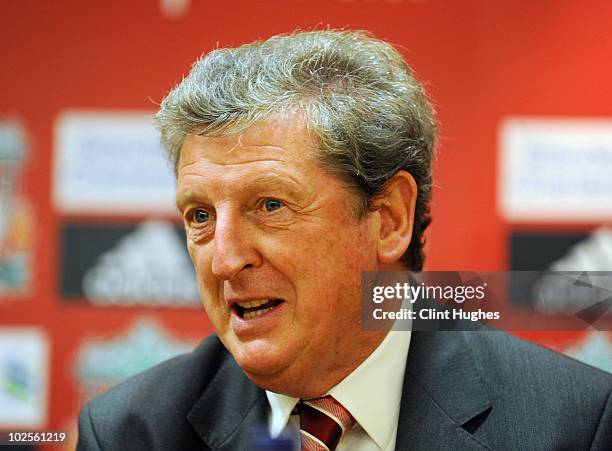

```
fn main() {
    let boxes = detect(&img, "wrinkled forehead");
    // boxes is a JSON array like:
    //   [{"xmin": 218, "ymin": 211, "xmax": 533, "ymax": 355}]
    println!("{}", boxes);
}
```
[
  {"xmin": 174, "ymin": 112, "xmax": 331, "ymax": 206},
  {"xmin": 177, "ymin": 111, "xmax": 320, "ymax": 167}
]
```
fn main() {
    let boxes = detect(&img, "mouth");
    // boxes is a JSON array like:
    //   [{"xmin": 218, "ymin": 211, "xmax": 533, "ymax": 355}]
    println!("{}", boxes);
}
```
[{"xmin": 232, "ymin": 298, "xmax": 285, "ymax": 319}]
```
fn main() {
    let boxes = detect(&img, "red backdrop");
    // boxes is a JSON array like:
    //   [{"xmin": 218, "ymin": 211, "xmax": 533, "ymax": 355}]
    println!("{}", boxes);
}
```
[{"xmin": 2, "ymin": 0, "xmax": 611, "ymax": 445}]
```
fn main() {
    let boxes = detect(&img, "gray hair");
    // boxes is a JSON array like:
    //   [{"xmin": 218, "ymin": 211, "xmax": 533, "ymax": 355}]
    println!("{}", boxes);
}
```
[{"xmin": 155, "ymin": 30, "xmax": 437, "ymax": 271}]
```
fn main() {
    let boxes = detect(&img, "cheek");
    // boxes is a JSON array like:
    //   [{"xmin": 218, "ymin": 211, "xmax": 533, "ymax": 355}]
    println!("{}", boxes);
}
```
[
  {"xmin": 294, "ymin": 226, "xmax": 375, "ymax": 313},
  {"xmin": 187, "ymin": 244, "xmax": 219, "ymax": 299},
  {"xmin": 187, "ymin": 242, "xmax": 209, "ymax": 276},
  {"xmin": 323, "ymin": 220, "xmax": 377, "ymax": 269}
]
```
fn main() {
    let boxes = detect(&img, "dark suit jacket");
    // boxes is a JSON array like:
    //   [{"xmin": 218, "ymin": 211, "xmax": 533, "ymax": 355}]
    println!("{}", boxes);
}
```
[{"xmin": 76, "ymin": 330, "xmax": 612, "ymax": 450}]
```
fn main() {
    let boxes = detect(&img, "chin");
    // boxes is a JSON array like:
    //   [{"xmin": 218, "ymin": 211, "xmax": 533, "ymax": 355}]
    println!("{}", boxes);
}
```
[{"xmin": 229, "ymin": 338, "xmax": 295, "ymax": 380}]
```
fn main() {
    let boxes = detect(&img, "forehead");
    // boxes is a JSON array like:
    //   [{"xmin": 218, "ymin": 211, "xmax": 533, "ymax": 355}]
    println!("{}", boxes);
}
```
[
  {"xmin": 178, "ymin": 113, "xmax": 317, "ymax": 169},
  {"xmin": 175, "ymin": 113, "xmax": 331, "ymax": 205}
]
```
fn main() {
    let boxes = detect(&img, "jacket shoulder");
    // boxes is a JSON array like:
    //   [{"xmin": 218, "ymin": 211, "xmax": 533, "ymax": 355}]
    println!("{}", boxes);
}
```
[
  {"xmin": 465, "ymin": 331, "xmax": 612, "ymax": 448},
  {"xmin": 466, "ymin": 331, "xmax": 612, "ymax": 394},
  {"xmin": 77, "ymin": 334, "xmax": 231, "ymax": 451}
]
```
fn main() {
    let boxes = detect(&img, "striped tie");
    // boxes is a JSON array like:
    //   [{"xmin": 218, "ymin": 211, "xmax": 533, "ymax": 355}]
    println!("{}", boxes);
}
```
[{"xmin": 298, "ymin": 396, "xmax": 356, "ymax": 451}]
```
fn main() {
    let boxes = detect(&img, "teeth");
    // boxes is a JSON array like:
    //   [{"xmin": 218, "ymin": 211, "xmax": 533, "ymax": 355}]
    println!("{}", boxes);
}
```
[
  {"xmin": 236, "ymin": 299, "xmax": 269, "ymax": 308},
  {"xmin": 243, "ymin": 307, "xmax": 274, "ymax": 319}
]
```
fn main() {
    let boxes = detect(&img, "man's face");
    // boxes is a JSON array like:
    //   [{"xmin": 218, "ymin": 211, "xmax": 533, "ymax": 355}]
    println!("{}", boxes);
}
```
[{"xmin": 176, "ymin": 114, "xmax": 383, "ymax": 396}]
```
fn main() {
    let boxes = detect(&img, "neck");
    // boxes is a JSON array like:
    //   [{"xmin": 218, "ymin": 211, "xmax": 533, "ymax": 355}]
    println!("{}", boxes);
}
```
[{"xmin": 246, "ymin": 330, "xmax": 387, "ymax": 398}]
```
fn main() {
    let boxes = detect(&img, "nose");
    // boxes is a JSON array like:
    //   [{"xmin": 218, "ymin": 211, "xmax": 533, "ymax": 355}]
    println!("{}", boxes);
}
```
[{"xmin": 211, "ymin": 209, "xmax": 261, "ymax": 280}]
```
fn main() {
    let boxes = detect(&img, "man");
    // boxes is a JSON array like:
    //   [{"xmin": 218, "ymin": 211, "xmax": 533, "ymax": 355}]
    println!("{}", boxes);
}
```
[{"xmin": 77, "ymin": 31, "xmax": 612, "ymax": 450}]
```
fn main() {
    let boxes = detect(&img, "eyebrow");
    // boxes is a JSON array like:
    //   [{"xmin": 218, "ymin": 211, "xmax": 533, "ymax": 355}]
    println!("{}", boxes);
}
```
[{"xmin": 175, "ymin": 174, "xmax": 309, "ymax": 210}]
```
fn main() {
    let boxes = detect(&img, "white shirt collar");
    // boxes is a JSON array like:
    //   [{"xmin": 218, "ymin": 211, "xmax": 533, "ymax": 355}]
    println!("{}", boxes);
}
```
[{"xmin": 266, "ymin": 330, "xmax": 411, "ymax": 450}]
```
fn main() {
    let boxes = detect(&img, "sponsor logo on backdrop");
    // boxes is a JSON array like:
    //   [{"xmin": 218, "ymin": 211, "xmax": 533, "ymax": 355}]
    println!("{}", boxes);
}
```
[
  {"xmin": 53, "ymin": 111, "xmax": 176, "ymax": 215},
  {"xmin": 160, "ymin": 0, "xmax": 190, "ymax": 19},
  {"xmin": 75, "ymin": 320, "xmax": 195, "ymax": 400},
  {"xmin": 0, "ymin": 120, "xmax": 33, "ymax": 297},
  {"xmin": 509, "ymin": 229, "xmax": 612, "ymax": 315},
  {"xmin": 82, "ymin": 220, "xmax": 200, "ymax": 306},
  {"xmin": 499, "ymin": 118, "xmax": 612, "ymax": 221},
  {"xmin": 60, "ymin": 220, "xmax": 201, "ymax": 307},
  {"xmin": 565, "ymin": 332, "xmax": 612, "ymax": 373},
  {"xmin": 533, "ymin": 227, "xmax": 612, "ymax": 313},
  {"xmin": 0, "ymin": 328, "xmax": 48, "ymax": 427},
  {"xmin": 509, "ymin": 230, "xmax": 612, "ymax": 370}
]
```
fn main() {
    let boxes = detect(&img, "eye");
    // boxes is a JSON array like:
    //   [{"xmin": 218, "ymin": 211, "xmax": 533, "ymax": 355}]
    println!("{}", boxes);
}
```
[
  {"xmin": 263, "ymin": 199, "xmax": 284, "ymax": 212},
  {"xmin": 191, "ymin": 209, "xmax": 210, "ymax": 224}
]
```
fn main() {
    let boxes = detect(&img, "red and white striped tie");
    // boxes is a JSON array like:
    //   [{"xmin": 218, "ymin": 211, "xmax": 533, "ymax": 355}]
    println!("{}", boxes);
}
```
[{"xmin": 298, "ymin": 396, "xmax": 356, "ymax": 451}]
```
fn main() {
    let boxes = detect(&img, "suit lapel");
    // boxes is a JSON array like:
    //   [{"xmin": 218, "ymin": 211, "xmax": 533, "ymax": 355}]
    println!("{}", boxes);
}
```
[
  {"xmin": 187, "ymin": 355, "xmax": 268, "ymax": 450},
  {"xmin": 395, "ymin": 331, "xmax": 493, "ymax": 450}
]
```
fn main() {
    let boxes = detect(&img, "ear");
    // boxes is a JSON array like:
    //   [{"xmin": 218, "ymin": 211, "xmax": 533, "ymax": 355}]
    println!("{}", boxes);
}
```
[{"xmin": 374, "ymin": 170, "xmax": 417, "ymax": 265}]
